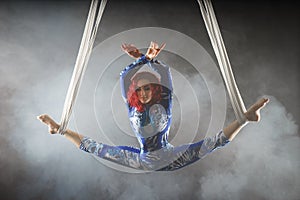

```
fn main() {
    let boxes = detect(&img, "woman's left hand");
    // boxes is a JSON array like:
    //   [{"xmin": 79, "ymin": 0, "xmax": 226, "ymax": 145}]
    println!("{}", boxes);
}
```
[{"xmin": 145, "ymin": 41, "xmax": 166, "ymax": 60}]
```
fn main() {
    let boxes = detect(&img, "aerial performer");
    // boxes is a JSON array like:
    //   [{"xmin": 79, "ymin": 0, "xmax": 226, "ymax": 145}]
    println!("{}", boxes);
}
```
[{"xmin": 38, "ymin": 41, "xmax": 269, "ymax": 171}]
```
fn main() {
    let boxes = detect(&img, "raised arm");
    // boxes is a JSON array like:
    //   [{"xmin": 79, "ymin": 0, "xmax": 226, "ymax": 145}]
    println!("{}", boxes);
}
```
[
  {"xmin": 148, "ymin": 59, "xmax": 173, "ymax": 93},
  {"xmin": 120, "ymin": 55, "xmax": 150, "ymax": 103},
  {"xmin": 145, "ymin": 41, "xmax": 172, "ymax": 90},
  {"xmin": 120, "ymin": 42, "xmax": 168, "ymax": 103}
]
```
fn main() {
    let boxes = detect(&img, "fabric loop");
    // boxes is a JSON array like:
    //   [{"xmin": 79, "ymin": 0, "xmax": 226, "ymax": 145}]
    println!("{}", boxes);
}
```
[
  {"xmin": 197, "ymin": 0, "xmax": 247, "ymax": 125},
  {"xmin": 58, "ymin": 0, "xmax": 107, "ymax": 134}
]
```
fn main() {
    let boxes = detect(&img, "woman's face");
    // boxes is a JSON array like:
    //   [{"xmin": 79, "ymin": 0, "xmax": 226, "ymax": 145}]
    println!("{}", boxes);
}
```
[{"xmin": 136, "ymin": 79, "xmax": 153, "ymax": 104}]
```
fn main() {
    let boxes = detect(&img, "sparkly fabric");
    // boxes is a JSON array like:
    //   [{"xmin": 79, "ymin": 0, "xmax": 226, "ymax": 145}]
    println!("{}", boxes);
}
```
[
  {"xmin": 120, "ymin": 56, "xmax": 173, "ymax": 153},
  {"xmin": 79, "ymin": 56, "xmax": 230, "ymax": 171},
  {"xmin": 80, "ymin": 131, "xmax": 229, "ymax": 171}
]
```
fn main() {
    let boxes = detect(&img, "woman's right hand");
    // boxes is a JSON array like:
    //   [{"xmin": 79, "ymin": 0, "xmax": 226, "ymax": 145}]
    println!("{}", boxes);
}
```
[{"xmin": 121, "ymin": 43, "xmax": 142, "ymax": 59}]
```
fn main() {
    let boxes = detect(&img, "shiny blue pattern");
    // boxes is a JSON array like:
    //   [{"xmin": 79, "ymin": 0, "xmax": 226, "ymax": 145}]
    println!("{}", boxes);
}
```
[{"xmin": 120, "ymin": 56, "xmax": 173, "ymax": 153}]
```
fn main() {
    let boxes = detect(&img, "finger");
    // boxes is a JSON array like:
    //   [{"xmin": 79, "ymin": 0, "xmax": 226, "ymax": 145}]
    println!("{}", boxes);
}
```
[
  {"xmin": 121, "ymin": 44, "xmax": 126, "ymax": 50},
  {"xmin": 159, "ymin": 43, "xmax": 166, "ymax": 50},
  {"xmin": 150, "ymin": 41, "xmax": 157, "ymax": 49},
  {"xmin": 154, "ymin": 43, "xmax": 166, "ymax": 56},
  {"xmin": 150, "ymin": 41, "xmax": 154, "ymax": 48},
  {"xmin": 146, "ymin": 42, "xmax": 152, "ymax": 53},
  {"xmin": 125, "ymin": 43, "xmax": 132, "ymax": 48},
  {"xmin": 121, "ymin": 43, "xmax": 128, "ymax": 51}
]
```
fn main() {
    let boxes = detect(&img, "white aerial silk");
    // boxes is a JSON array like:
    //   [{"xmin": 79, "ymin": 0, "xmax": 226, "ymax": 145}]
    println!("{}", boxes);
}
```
[
  {"xmin": 58, "ymin": 0, "xmax": 107, "ymax": 134},
  {"xmin": 197, "ymin": 0, "xmax": 248, "ymax": 126}
]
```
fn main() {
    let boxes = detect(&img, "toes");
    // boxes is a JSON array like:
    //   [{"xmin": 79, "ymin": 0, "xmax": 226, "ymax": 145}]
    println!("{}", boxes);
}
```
[
  {"xmin": 252, "ymin": 98, "xmax": 269, "ymax": 110},
  {"xmin": 263, "ymin": 98, "xmax": 270, "ymax": 105},
  {"xmin": 37, "ymin": 115, "xmax": 46, "ymax": 123},
  {"xmin": 37, "ymin": 114, "xmax": 48, "ymax": 121},
  {"xmin": 258, "ymin": 98, "xmax": 269, "ymax": 108},
  {"xmin": 37, "ymin": 114, "xmax": 56, "ymax": 126},
  {"xmin": 261, "ymin": 97, "xmax": 269, "ymax": 104}
]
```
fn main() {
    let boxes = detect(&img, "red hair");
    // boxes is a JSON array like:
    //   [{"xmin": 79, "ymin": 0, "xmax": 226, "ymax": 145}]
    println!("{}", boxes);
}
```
[{"xmin": 127, "ymin": 72, "xmax": 162, "ymax": 112}]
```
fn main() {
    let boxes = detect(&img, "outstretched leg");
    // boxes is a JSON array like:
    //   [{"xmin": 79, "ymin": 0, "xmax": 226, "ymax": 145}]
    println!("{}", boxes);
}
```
[
  {"xmin": 158, "ymin": 98, "xmax": 269, "ymax": 171},
  {"xmin": 37, "ymin": 114, "xmax": 144, "ymax": 170}
]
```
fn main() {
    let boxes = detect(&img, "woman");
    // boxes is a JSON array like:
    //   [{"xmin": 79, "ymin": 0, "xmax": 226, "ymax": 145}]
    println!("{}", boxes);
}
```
[{"xmin": 38, "ymin": 42, "xmax": 269, "ymax": 171}]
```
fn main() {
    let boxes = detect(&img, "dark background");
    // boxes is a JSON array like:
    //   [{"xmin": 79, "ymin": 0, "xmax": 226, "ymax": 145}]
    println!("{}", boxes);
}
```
[{"xmin": 0, "ymin": 0, "xmax": 299, "ymax": 199}]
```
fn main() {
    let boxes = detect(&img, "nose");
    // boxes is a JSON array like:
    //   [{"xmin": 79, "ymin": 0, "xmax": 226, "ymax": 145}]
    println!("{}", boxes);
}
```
[{"xmin": 141, "ymin": 88, "xmax": 146, "ymax": 96}]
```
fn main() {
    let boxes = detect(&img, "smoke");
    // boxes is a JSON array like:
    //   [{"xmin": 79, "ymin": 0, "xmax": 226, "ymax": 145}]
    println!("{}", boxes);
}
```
[
  {"xmin": 0, "ymin": 0, "xmax": 299, "ymax": 200},
  {"xmin": 4, "ymin": 51, "xmax": 300, "ymax": 200},
  {"xmin": 198, "ymin": 96, "xmax": 300, "ymax": 200}
]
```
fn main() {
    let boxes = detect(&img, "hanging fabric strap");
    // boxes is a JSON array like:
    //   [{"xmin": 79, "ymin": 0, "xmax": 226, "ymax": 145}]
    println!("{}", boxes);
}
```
[
  {"xmin": 58, "ymin": 0, "xmax": 108, "ymax": 134},
  {"xmin": 197, "ymin": 0, "xmax": 248, "ymax": 126}
]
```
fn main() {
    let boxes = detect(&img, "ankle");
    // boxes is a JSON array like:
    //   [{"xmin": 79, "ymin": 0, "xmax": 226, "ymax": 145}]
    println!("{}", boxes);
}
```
[{"xmin": 238, "ymin": 113, "xmax": 249, "ymax": 126}]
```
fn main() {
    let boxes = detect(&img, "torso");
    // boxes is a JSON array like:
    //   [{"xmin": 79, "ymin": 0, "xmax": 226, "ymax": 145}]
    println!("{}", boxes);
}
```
[{"xmin": 129, "ymin": 95, "xmax": 172, "ymax": 152}]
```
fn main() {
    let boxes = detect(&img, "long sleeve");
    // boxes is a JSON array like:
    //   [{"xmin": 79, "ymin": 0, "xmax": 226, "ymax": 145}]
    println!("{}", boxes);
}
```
[
  {"xmin": 147, "ymin": 60, "xmax": 173, "ymax": 115},
  {"xmin": 147, "ymin": 59, "xmax": 173, "ymax": 93},
  {"xmin": 120, "ymin": 55, "xmax": 150, "ymax": 103}
]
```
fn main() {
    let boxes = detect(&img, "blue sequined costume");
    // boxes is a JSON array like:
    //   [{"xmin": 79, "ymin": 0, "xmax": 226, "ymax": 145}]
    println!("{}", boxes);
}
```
[{"xmin": 79, "ymin": 55, "xmax": 229, "ymax": 171}]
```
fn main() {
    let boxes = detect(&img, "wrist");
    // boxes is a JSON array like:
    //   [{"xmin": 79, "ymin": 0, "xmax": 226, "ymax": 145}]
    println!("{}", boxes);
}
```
[
  {"xmin": 145, "ymin": 54, "xmax": 153, "ymax": 61},
  {"xmin": 135, "ymin": 54, "xmax": 150, "ymax": 64},
  {"xmin": 132, "ymin": 52, "xmax": 143, "ymax": 59}
]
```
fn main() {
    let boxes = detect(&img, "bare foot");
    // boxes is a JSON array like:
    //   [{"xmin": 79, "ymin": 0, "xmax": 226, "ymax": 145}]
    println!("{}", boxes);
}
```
[
  {"xmin": 37, "ymin": 114, "xmax": 60, "ymax": 134},
  {"xmin": 245, "ymin": 98, "xmax": 269, "ymax": 122}
]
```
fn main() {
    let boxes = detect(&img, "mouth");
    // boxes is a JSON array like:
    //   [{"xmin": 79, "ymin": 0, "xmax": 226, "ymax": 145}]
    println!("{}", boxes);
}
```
[{"xmin": 140, "ymin": 97, "xmax": 149, "ymax": 102}]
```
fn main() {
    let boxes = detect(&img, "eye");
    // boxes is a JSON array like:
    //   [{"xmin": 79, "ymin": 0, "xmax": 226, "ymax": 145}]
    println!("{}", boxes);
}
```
[
  {"xmin": 144, "ymin": 86, "xmax": 151, "ymax": 91},
  {"xmin": 136, "ymin": 87, "xmax": 141, "ymax": 92}
]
